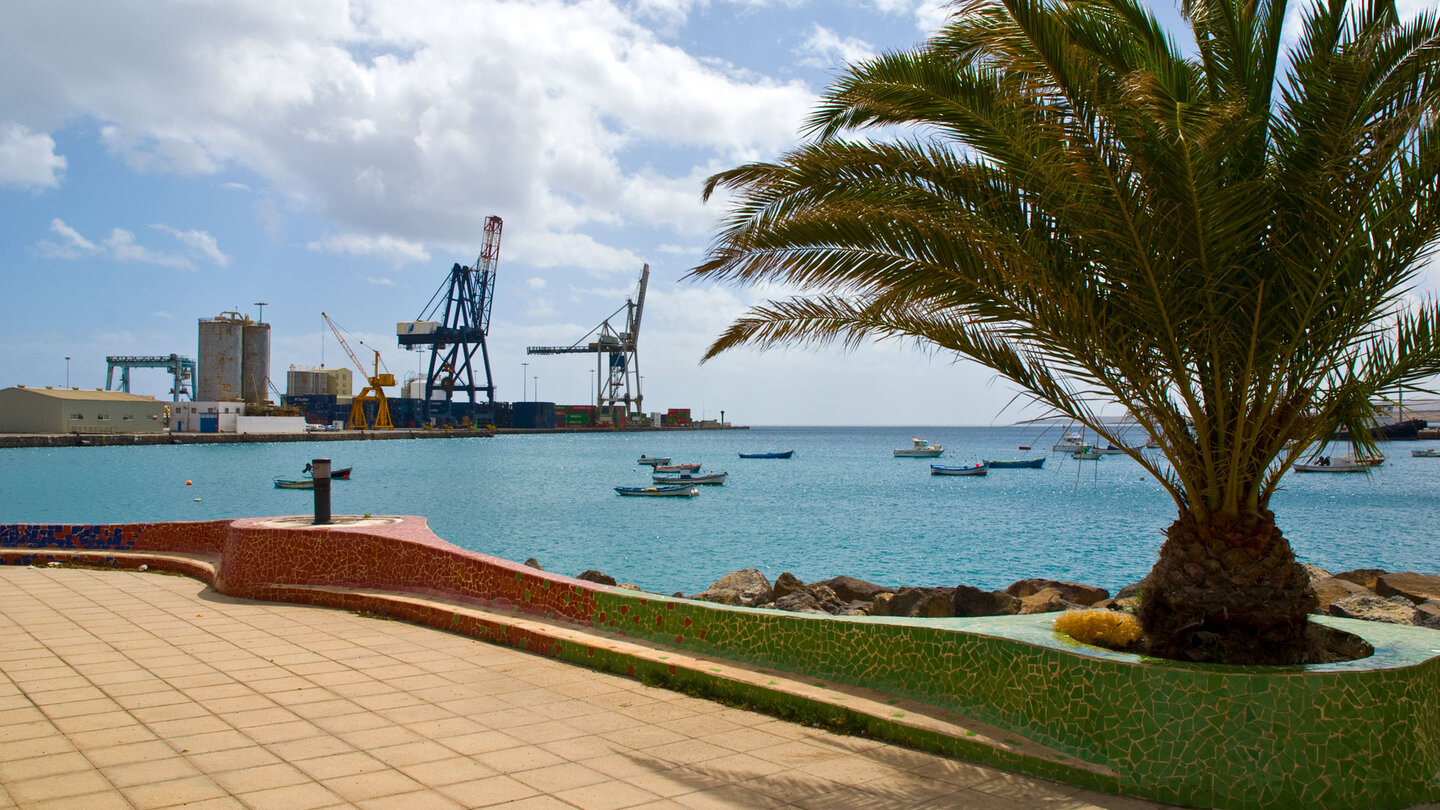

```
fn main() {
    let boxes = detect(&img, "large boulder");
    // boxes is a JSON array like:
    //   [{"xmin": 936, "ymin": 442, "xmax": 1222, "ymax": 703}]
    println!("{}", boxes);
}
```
[
  {"xmin": 575, "ymin": 570, "xmax": 616, "ymax": 586},
  {"xmin": 1312, "ymin": 577, "xmax": 1372, "ymax": 613},
  {"xmin": 1326, "ymin": 594, "xmax": 1417, "ymax": 625},
  {"xmin": 1300, "ymin": 563, "xmax": 1332, "ymax": 588},
  {"xmin": 771, "ymin": 591, "xmax": 824, "ymax": 613},
  {"xmin": 1331, "ymin": 568, "xmax": 1388, "ymax": 590},
  {"xmin": 813, "ymin": 576, "xmax": 891, "ymax": 603},
  {"xmin": 951, "ymin": 584, "xmax": 1021, "ymax": 617},
  {"xmin": 1017, "ymin": 587, "xmax": 1085, "ymax": 615},
  {"xmin": 1374, "ymin": 572, "xmax": 1440, "ymax": 604},
  {"xmin": 1413, "ymin": 600, "xmax": 1440, "ymax": 630},
  {"xmin": 771, "ymin": 572, "xmax": 808, "ymax": 600},
  {"xmin": 873, "ymin": 587, "xmax": 954, "ymax": 618},
  {"xmin": 1005, "ymin": 579, "xmax": 1109, "ymax": 606},
  {"xmin": 694, "ymin": 569, "xmax": 773, "ymax": 606},
  {"xmin": 1114, "ymin": 578, "xmax": 1150, "ymax": 601}
]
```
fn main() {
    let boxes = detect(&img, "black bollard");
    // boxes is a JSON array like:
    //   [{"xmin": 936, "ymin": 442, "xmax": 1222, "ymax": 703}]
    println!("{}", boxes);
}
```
[{"xmin": 312, "ymin": 458, "xmax": 332, "ymax": 525}]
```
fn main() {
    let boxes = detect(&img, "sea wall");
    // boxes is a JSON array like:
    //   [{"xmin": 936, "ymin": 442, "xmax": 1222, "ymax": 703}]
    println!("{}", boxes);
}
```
[{"xmin": 2, "ymin": 517, "xmax": 1438, "ymax": 810}]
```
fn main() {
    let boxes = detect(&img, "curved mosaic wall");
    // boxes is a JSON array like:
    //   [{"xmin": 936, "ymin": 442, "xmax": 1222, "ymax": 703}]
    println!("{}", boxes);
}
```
[{"xmin": 3, "ymin": 516, "xmax": 1438, "ymax": 810}]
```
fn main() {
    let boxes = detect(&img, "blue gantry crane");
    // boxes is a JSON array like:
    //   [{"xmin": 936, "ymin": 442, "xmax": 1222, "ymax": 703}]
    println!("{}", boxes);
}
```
[
  {"xmin": 105, "ymin": 354, "xmax": 197, "ymax": 401},
  {"xmin": 397, "ymin": 215, "xmax": 502, "ymax": 426},
  {"xmin": 527, "ymin": 263, "xmax": 649, "ymax": 418}
]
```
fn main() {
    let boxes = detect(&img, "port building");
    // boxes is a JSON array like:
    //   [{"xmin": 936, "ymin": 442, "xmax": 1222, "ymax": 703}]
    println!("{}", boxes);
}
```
[{"xmin": 0, "ymin": 387, "xmax": 165, "ymax": 434}]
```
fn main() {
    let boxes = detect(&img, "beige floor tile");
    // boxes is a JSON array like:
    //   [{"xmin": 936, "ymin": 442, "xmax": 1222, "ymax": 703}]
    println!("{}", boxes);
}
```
[
  {"xmin": 555, "ymin": 779, "xmax": 664, "ymax": 810},
  {"xmin": 396, "ymin": 756, "xmax": 499, "ymax": 787},
  {"xmin": 120, "ymin": 775, "xmax": 229, "ymax": 809},
  {"xmin": 354, "ymin": 789, "xmax": 466, "ymax": 810},
  {"xmin": 101, "ymin": 756, "xmax": 204, "ymax": 788},
  {"xmin": 321, "ymin": 769, "xmax": 426, "ymax": 802},
  {"xmin": 436, "ymin": 774, "xmax": 542, "ymax": 807},
  {"xmin": 232, "ymin": 781, "xmax": 345, "ymax": 810},
  {"xmin": 291, "ymin": 750, "xmax": 389, "ymax": 780},
  {"xmin": 209, "ymin": 762, "xmax": 313, "ymax": 794}
]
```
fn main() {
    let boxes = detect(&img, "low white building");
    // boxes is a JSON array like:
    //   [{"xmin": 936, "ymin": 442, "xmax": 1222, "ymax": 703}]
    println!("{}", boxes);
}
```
[{"xmin": 0, "ymin": 386, "xmax": 166, "ymax": 434}]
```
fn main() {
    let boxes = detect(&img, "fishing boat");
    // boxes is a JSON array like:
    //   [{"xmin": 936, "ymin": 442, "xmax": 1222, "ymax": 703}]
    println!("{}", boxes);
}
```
[
  {"xmin": 983, "ymin": 457, "xmax": 1046, "ymax": 469},
  {"xmin": 1294, "ymin": 456, "xmax": 1368, "ymax": 473},
  {"xmin": 738, "ymin": 450, "xmax": 795, "ymax": 459},
  {"xmin": 1412, "ymin": 448, "xmax": 1440, "ymax": 458},
  {"xmin": 930, "ymin": 463, "xmax": 988, "ymax": 476},
  {"xmin": 653, "ymin": 463, "xmax": 702, "ymax": 473},
  {"xmin": 1072, "ymin": 445, "xmax": 1102, "ymax": 460},
  {"xmin": 636, "ymin": 455, "xmax": 671, "ymax": 466},
  {"xmin": 1052, "ymin": 433, "xmax": 1086, "ymax": 452},
  {"xmin": 273, "ymin": 477, "xmax": 314, "ymax": 489},
  {"xmin": 614, "ymin": 484, "xmax": 699, "ymax": 497},
  {"xmin": 1095, "ymin": 444, "xmax": 1126, "ymax": 455},
  {"xmin": 652, "ymin": 471, "xmax": 728, "ymax": 485},
  {"xmin": 894, "ymin": 437, "xmax": 945, "ymax": 457}
]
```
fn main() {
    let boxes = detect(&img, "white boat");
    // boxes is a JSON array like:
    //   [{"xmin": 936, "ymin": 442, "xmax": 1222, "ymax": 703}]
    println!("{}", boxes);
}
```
[
  {"xmin": 895, "ymin": 437, "xmax": 945, "ymax": 457},
  {"xmin": 1412, "ymin": 448, "xmax": 1440, "ymax": 458},
  {"xmin": 1052, "ymin": 433, "xmax": 1085, "ymax": 452},
  {"xmin": 636, "ymin": 455, "xmax": 671, "ymax": 466},
  {"xmin": 1294, "ymin": 457, "xmax": 1368, "ymax": 473},
  {"xmin": 1072, "ymin": 445, "xmax": 1102, "ymax": 460},
  {"xmin": 930, "ymin": 463, "xmax": 988, "ymax": 476},
  {"xmin": 652, "ymin": 471, "xmax": 728, "ymax": 485},
  {"xmin": 1095, "ymin": 444, "xmax": 1126, "ymax": 455}
]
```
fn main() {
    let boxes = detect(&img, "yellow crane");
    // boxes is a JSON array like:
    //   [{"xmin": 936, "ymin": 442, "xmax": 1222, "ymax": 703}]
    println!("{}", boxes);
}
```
[{"xmin": 322, "ymin": 312, "xmax": 395, "ymax": 430}]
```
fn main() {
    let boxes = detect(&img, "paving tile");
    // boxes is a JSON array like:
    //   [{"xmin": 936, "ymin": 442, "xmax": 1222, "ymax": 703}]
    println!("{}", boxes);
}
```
[
  {"xmin": 232, "ymin": 782, "xmax": 345, "ymax": 810},
  {"xmin": 436, "ymin": 774, "xmax": 542, "ymax": 807},
  {"xmin": 100, "ymin": 756, "xmax": 204, "ymax": 788},
  {"xmin": 321, "ymin": 769, "xmax": 426, "ymax": 802},
  {"xmin": 120, "ymin": 775, "xmax": 229, "ymax": 809}
]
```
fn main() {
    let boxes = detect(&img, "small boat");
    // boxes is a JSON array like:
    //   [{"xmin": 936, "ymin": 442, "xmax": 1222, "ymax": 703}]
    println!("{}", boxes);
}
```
[
  {"xmin": 738, "ymin": 450, "xmax": 794, "ymax": 459},
  {"xmin": 1052, "ymin": 433, "xmax": 1086, "ymax": 452},
  {"xmin": 930, "ymin": 463, "xmax": 988, "ymax": 476},
  {"xmin": 895, "ymin": 437, "xmax": 945, "ymax": 457},
  {"xmin": 1294, "ymin": 457, "xmax": 1368, "ymax": 473},
  {"xmin": 636, "ymin": 455, "xmax": 671, "ymax": 466},
  {"xmin": 1412, "ymin": 448, "xmax": 1440, "ymax": 458},
  {"xmin": 1095, "ymin": 444, "xmax": 1126, "ymax": 455},
  {"xmin": 273, "ymin": 477, "xmax": 314, "ymax": 489},
  {"xmin": 303, "ymin": 463, "xmax": 352, "ymax": 480},
  {"xmin": 653, "ymin": 463, "xmax": 702, "ymax": 473},
  {"xmin": 983, "ymin": 457, "xmax": 1046, "ymax": 469},
  {"xmin": 614, "ymin": 484, "xmax": 699, "ymax": 497},
  {"xmin": 652, "ymin": 471, "xmax": 728, "ymax": 485},
  {"xmin": 1072, "ymin": 446, "xmax": 1102, "ymax": 460}
]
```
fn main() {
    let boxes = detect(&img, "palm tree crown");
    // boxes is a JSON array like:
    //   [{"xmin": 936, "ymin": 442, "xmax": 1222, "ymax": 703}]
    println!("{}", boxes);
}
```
[{"xmin": 691, "ymin": 0, "xmax": 1440, "ymax": 663}]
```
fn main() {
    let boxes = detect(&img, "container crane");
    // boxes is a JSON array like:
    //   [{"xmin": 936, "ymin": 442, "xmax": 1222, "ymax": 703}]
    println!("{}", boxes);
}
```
[
  {"xmin": 527, "ymin": 264, "xmax": 648, "ymax": 422},
  {"xmin": 323, "ymin": 312, "xmax": 395, "ymax": 430},
  {"xmin": 397, "ymin": 215, "xmax": 501, "ymax": 427}
]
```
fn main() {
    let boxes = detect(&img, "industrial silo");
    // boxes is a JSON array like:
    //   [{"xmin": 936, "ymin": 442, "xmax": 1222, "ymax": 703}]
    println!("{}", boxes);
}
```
[
  {"xmin": 197, "ymin": 313, "xmax": 245, "ymax": 401},
  {"xmin": 242, "ymin": 320, "xmax": 271, "ymax": 403}
]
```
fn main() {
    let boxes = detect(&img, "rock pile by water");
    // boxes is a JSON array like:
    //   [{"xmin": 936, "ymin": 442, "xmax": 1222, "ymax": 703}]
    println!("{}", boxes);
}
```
[{"xmin": 544, "ymin": 559, "xmax": 1440, "ymax": 630}]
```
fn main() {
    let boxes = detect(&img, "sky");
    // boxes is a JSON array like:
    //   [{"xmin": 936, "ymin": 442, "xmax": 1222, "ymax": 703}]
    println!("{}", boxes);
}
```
[{"xmin": 1, "ymin": 0, "xmax": 1435, "ymax": 427}]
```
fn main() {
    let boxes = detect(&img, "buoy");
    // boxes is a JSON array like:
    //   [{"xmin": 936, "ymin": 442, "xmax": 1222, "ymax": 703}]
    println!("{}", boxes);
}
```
[{"xmin": 185, "ymin": 480, "xmax": 192, "ymax": 486}]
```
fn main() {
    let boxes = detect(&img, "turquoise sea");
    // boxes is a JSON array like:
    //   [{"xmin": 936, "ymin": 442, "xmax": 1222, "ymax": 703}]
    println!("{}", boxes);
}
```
[{"xmin": 2, "ymin": 426, "xmax": 1436, "ymax": 595}]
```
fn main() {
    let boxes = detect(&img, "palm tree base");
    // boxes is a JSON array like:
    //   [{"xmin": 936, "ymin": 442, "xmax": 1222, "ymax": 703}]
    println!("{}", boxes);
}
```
[{"xmin": 1140, "ymin": 510, "xmax": 1318, "ymax": 665}]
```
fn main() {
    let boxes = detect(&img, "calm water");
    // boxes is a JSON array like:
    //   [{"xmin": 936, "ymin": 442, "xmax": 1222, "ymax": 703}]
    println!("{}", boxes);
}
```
[{"xmin": 2, "ymin": 426, "xmax": 1436, "ymax": 595}]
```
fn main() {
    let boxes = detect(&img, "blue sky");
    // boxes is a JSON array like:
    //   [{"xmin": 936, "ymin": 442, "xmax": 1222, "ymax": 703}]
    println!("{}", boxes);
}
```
[{"xmin": 1, "ymin": 0, "xmax": 1434, "ymax": 426}]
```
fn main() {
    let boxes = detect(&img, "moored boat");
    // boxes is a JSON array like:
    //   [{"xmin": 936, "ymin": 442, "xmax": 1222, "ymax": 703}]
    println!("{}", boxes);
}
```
[
  {"xmin": 614, "ymin": 484, "xmax": 699, "ymax": 497},
  {"xmin": 738, "ymin": 450, "xmax": 795, "ymax": 459},
  {"xmin": 983, "ymin": 457, "xmax": 1045, "ymax": 469},
  {"xmin": 636, "ymin": 455, "xmax": 671, "ymax": 466},
  {"xmin": 1412, "ymin": 448, "xmax": 1440, "ymax": 458},
  {"xmin": 273, "ymin": 477, "xmax": 314, "ymax": 489},
  {"xmin": 653, "ymin": 463, "xmax": 702, "ymax": 473},
  {"xmin": 1052, "ymin": 433, "xmax": 1085, "ymax": 452},
  {"xmin": 652, "ymin": 471, "xmax": 728, "ymax": 485},
  {"xmin": 895, "ymin": 437, "xmax": 945, "ymax": 457},
  {"xmin": 304, "ymin": 462, "xmax": 352, "ymax": 479},
  {"xmin": 930, "ymin": 463, "xmax": 988, "ymax": 476},
  {"xmin": 1294, "ymin": 457, "xmax": 1368, "ymax": 473},
  {"xmin": 1072, "ymin": 446, "xmax": 1102, "ymax": 460}
]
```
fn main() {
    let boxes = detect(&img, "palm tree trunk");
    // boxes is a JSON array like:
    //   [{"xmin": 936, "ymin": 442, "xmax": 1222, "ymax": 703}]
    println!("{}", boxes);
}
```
[{"xmin": 1140, "ymin": 509, "xmax": 1317, "ymax": 665}]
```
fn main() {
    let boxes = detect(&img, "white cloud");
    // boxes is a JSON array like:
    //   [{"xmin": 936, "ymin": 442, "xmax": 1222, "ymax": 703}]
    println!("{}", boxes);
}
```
[
  {"xmin": 364, "ymin": 276, "xmax": 400, "ymax": 287},
  {"xmin": 0, "ymin": 123, "xmax": 65, "ymax": 189},
  {"xmin": 37, "ymin": 218, "xmax": 96, "ymax": 258},
  {"xmin": 102, "ymin": 228, "xmax": 195, "ymax": 270},
  {"xmin": 797, "ymin": 24, "xmax": 876, "ymax": 68},
  {"xmin": 307, "ymin": 233, "xmax": 430, "ymax": 267},
  {"xmin": 152, "ymin": 224, "xmax": 230, "ymax": 267},
  {"xmin": 526, "ymin": 277, "xmax": 547, "ymax": 290}
]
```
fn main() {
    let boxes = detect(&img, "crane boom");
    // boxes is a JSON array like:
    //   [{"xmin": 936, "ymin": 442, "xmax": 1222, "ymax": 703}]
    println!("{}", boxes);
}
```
[{"xmin": 322, "ymin": 312, "xmax": 394, "ymax": 430}]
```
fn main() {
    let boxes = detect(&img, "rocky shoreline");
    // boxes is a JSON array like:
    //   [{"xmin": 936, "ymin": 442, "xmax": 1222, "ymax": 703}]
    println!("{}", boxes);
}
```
[{"xmin": 550, "ymin": 561, "xmax": 1440, "ymax": 631}]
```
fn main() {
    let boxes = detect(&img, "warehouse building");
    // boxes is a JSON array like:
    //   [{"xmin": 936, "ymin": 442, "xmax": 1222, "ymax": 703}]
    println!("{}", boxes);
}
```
[{"xmin": 0, "ymin": 386, "xmax": 165, "ymax": 434}]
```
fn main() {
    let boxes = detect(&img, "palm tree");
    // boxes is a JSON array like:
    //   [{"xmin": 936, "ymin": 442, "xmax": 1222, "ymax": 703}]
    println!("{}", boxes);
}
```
[{"xmin": 691, "ymin": 0, "xmax": 1440, "ymax": 664}]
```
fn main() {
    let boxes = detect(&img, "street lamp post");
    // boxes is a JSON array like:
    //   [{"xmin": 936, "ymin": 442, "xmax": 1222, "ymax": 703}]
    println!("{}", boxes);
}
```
[
  {"xmin": 533, "ymin": 376, "xmax": 538, "ymax": 402},
  {"xmin": 521, "ymin": 362, "xmax": 528, "ymax": 402},
  {"xmin": 65, "ymin": 356, "xmax": 70, "ymax": 388},
  {"xmin": 589, "ymin": 369, "xmax": 596, "ymax": 409},
  {"xmin": 253, "ymin": 301, "xmax": 268, "ymax": 324}
]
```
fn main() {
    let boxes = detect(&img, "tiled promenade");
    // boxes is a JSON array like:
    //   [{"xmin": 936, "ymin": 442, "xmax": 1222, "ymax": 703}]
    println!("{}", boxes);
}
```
[{"xmin": 0, "ymin": 566, "xmax": 1170, "ymax": 809}]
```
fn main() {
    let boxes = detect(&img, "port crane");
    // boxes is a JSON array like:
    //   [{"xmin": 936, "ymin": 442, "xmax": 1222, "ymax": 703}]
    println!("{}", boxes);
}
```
[
  {"xmin": 527, "ymin": 264, "xmax": 649, "ymax": 420},
  {"xmin": 105, "ymin": 354, "xmax": 196, "ymax": 401},
  {"xmin": 398, "ymin": 215, "xmax": 501, "ymax": 426},
  {"xmin": 323, "ymin": 312, "xmax": 395, "ymax": 430}
]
